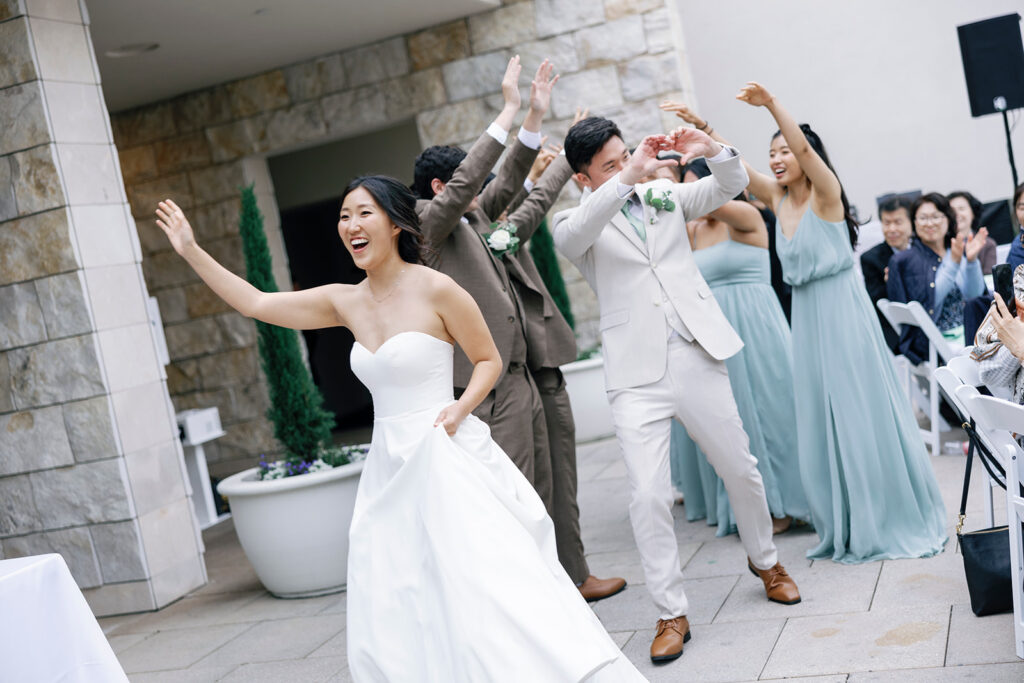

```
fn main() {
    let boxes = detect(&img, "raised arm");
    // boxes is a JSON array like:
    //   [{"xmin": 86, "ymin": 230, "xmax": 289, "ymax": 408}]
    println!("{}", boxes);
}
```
[
  {"xmin": 479, "ymin": 59, "xmax": 557, "ymax": 219},
  {"xmin": 661, "ymin": 99, "xmax": 780, "ymax": 207},
  {"xmin": 736, "ymin": 83, "xmax": 842, "ymax": 212},
  {"xmin": 156, "ymin": 200, "xmax": 342, "ymax": 330},
  {"xmin": 431, "ymin": 277, "xmax": 503, "ymax": 435},
  {"xmin": 709, "ymin": 200, "xmax": 766, "ymax": 235},
  {"xmin": 506, "ymin": 154, "xmax": 573, "ymax": 242},
  {"xmin": 667, "ymin": 128, "xmax": 749, "ymax": 220},
  {"xmin": 418, "ymin": 57, "xmax": 522, "ymax": 244}
]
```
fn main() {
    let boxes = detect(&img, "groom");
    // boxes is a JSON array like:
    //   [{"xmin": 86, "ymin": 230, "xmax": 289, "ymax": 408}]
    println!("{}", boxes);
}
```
[{"xmin": 553, "ymin": 117, "xmax": 801, "ymax": 663}]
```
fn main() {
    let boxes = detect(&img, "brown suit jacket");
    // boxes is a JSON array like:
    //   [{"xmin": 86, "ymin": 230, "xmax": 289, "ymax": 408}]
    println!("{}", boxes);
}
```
[
  {"xmin": 491, "ymin": 155, "xmax": 577, "ymax": 370},
  {"xmin": 416, "ymin": 131, "xmax": 538, "ymax": 388}
]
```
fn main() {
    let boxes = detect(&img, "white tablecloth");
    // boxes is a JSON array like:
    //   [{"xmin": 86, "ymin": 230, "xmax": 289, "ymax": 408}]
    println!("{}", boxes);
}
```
[{"xmin": 0, "ymin": 554, "xmax": 128, "ymax": 683}]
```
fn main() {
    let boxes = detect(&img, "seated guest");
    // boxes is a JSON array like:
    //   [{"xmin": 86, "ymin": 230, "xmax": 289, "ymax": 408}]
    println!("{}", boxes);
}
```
[
  {"xmin": 887, "ymin": 192, "xmax": 988, "ymax": 363},
  {"xmin": 948, "ymin": 190, "xmax": 998, "ymax": 274},
  {"xmin": 1005, "ymin": 183, "xmax": 1024, "ymax": 273},
  {"xmin": 971, "ymin": 269, "xmax": 1024, "ymax": 403},
  {"xmin": 861, "ymin": 196, "xmax": 913, "ymax": 351}
]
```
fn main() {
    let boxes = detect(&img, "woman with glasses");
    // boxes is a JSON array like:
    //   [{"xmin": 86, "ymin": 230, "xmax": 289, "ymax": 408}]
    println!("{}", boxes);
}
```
[{"xmin": 887, "ymin": 193, "xmax": 989, "ymax": 362}]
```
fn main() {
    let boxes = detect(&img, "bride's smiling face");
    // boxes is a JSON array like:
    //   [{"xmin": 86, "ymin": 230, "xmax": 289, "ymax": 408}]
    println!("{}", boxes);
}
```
[{"xmin": 338, "ymin": 187, "xmax": 401, "ymax": 268}]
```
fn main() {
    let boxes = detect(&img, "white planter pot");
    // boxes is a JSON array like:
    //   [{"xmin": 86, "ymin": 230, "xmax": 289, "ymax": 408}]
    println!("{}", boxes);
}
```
[
  {"xmin": 217, "ymin": 460, "xmax": 364, "ymax": 598},
  {"xmin": 561, "ymin": 355, "xmax": 615, "ymax": 443}
]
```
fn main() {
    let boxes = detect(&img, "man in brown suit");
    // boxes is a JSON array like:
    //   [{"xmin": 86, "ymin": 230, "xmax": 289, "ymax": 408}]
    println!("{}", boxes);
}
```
[
  {"xmin": 497, "ymin": 146, "xmax": 626, "ymax": 600},
  {"xmin": 413, "ymin": 58, "xmax": 624, "ymax": 601}
]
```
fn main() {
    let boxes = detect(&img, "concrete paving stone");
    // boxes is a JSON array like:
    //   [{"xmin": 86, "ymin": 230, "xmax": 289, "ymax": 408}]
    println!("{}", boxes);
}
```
[
  {"xmin": 870, "ymin": 548, "xmax": 971, "ymax": 610},
  {"xmin": 308, "ymin": 629, "xmax": 348, "ymax": 658},
  {"xmin": 758, "ymin": 677, "xmax": 847, "ymax": 682},
  {"xmin": 98, "ymin": 611, "xmax": 148, "ymax": 636},
  {"xmin": 587, "ymin": 543, "xmax": 701, "ymax": 586},
  {"xmin": 716, "ymin": 558, "xmax": 880, "ymax": 623},
  {"xmin": 761, "ymin": 606, "xmax": 949, "ymax": 679},
  {"xmin": 225, "ymin": 591, "xmax": 345, "ymax": 622},
  {"xmin": 191, "ymin": 614, "xmax": 346, "ymax": 669},
  {"xmin": 129, "ymin": 665, "xmax": 238, "ymax": 683},
  {"xmin": 106, "ymin": 632, "xmax": 150, "ymax": 654},
  {"xmin": 111, "ymin": 590, "xmax": 265, "ymax": 633},
  {"xmin": 849, "ymin": 662, "xmax": 1024, "ymax": 681},
  {"xmin": 946, "ymin": 603, "xmax": 1021, "ymax": 666},
  {"xmin": 681, "ymin": 527, "xmax": 814, "ymax": 579},
  {"xmin": 316, "ymin": 591, "xmax": 348, "ymax": 615},
  {"xmin": 326, "ymin": 668, "xmax": 355, "ymax": 683},
  {"xmin": 580, "ymin": 518, "xmax": 637, "ymax": 554},
  {"xmin": 621, "ymin": 619, "xmax": 785, "ymax": 682},
  {"xmin": 218, "ymin": 655, "xmax": 348, "ymax": 682},
  {"xmin": 608, "ymin": 631, "xmax": 634, "ymax": 649},
  {"xmin": 593, "ymin": 575, "xmax": 738, "ymax": 631},
  {"xmin": 116, "ymin": 622, "xmax": 253, "ymax": 673}
]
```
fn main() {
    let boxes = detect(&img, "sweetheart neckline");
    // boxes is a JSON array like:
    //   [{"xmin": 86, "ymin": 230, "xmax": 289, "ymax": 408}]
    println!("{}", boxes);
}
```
[{"xmin": 352, "ymin": 330, "xmax": 453, "ymax": 356}]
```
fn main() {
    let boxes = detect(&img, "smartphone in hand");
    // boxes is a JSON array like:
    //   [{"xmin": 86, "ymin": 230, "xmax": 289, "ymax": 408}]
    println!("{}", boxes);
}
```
[{"xmin": 992, "ymin": 263, "xmax": 1016, "ymax": 317}]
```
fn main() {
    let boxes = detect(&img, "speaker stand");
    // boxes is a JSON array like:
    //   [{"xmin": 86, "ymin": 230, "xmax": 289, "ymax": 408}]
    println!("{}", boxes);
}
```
[{"xmin": 1002, "ymin": 108, "xmax": 1020, "ymax": 190}]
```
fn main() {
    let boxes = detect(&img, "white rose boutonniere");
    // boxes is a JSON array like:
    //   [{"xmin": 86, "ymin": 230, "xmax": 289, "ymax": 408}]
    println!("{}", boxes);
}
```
[
  {"xmin": 644, "ymin": 187, "xmax": 677, "ymax": 225},
  {"xmin": 485, "ymin": 221, "xmax": 520, "ymax": 257}
]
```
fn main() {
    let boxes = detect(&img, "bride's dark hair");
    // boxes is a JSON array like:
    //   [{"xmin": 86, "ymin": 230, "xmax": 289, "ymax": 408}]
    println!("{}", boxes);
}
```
[
  {"xmin": 342, "ymin": 175, "xmax": 425, "ymax": 264},
  {"xmin": 772, "ymin": 123, "xmax": 859, "ymax": 248}
]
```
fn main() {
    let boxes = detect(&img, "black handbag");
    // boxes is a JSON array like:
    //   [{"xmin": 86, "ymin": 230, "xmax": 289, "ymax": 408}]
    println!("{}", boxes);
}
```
[{"xmin": 957, "ymin": 419, "xmax": 1013, "ymax": 616}]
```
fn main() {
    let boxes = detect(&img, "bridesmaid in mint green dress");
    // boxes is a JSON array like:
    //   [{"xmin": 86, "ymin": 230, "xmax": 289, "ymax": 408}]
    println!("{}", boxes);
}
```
[
  {"xmin": 718, "ymin": 82, "xmax": 947, "ymax": 563},
  {"xmin": 668, "ymin": 160, "xmax": 809, "ymax": 536}
]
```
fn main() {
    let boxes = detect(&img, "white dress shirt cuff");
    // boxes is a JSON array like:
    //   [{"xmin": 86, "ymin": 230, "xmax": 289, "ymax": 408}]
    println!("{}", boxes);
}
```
[
  {"xmin": 486, "ymin": 122, "xmax": 509, "ymax": 145},
  {"xmin": 707, "ymin": 145, "xmax": 736, "ymax": 162},
  {"xmin": 517, "ymin": 127, "xmax": 542, "ymax": 150},
  {"xmin": 523, "ymin": 178, "xmax": 535, "ymax": 193}
]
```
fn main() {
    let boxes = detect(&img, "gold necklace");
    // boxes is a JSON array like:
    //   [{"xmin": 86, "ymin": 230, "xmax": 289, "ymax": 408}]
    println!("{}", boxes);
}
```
[{"xmin": 368, "ymin": 268, "xmax": 406, "ymax": 303}]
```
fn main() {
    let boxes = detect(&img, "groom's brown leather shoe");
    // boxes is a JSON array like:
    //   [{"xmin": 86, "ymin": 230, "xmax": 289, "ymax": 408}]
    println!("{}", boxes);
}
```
[
  {"xmin": 578, "ymin": 575, "xmax": 626, "ymax": 603},
  {"xmin": 650, "ymin": 616, "xmax": 690, "ymax": 662},
  {"xmin": 748, "ymin": 559, "xmax": 801, "ymax": 605}
]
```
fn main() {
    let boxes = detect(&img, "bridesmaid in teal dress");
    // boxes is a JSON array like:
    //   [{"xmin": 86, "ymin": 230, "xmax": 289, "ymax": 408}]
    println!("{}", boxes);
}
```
[
  {"xmin": 666, "ymin": 158, "xmax": 810, "ymax": 537},
  {"xmin": 721, "ymin": 82, "xmax": 947, "ymax": 563}
]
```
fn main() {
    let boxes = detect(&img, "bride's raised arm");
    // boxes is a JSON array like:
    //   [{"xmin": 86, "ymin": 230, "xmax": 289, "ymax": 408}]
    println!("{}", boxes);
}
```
[{"xmin": 155, "ymin": 199, "xmax": 345, "ymax": 331}]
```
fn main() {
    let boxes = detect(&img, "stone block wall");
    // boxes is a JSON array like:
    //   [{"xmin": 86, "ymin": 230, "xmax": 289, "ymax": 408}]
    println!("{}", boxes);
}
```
[
  {"xmin": 111, "ymin": 0, "xmax": 695, "ymax": 476},
  {"xmin": 0, "ymin": 0, "xmax": 205, "ymax": 615}
]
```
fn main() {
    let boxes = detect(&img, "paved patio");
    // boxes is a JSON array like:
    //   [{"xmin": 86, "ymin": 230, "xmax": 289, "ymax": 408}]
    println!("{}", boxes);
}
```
[{"xmin": 99, "ymin": 436, "xmax": 1024, "ymax": 681}]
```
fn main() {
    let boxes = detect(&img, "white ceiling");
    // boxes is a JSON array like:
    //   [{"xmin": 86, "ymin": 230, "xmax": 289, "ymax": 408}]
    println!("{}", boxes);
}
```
[{"xmin": 86, "ymin": 0, "xmax": 499, "ymax": 112}]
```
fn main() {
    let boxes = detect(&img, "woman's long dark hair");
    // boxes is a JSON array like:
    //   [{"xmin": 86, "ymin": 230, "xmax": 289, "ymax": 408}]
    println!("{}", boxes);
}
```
[
  {"xmin": 342, "ymin": 175, "xmax": 424, "ymax": 264},
  {"xmin": 772, "ymin": 124, "xmax": 859, "ymax": 248}
]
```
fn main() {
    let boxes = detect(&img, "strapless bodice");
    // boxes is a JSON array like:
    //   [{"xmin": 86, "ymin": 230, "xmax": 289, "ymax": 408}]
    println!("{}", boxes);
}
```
[
  {"xmin": 693, "ymin": 239, "xmax": 770, "ymax": 288},
  {"xmin": 350, "ymin": 331, "xmax": 455, "ymax": 418}
]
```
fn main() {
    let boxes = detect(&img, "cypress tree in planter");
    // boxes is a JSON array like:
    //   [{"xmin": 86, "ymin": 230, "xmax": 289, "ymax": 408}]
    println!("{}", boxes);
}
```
[
  {"xmin": 218, "ymin": 187, "xmax": 360, "ymax": 598},
  {"xmin": 237, "ymin": 185, "xmax": 334, "ymax": 469},
  {"xmin": 529, "ymin": 218, "xmax": 574, "ymax": 329}
]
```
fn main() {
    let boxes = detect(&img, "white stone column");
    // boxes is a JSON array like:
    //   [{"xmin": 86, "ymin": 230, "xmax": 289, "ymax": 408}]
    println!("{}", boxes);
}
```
[{"xmin": 0, "ymin": 0, "xmax": 205, "ymax": 615}]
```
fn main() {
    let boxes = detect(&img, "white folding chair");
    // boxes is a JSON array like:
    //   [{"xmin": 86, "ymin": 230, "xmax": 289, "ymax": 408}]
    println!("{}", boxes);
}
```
[
  {"xmin": 879, "ymin": 299, "xmax": 958, "ymax": 455},
  {"xmin": 937, "ymin": 366, "xmax": 996, "ymax": 527},
  {"xmin": 957, "ymin": 387, "xmax": 1024, "ymax": 659}
]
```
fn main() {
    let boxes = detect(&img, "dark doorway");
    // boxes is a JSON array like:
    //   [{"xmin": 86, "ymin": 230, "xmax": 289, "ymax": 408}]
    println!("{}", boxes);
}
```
[{"xmin": 278, "ymin": 197, "xmax": 371, "ymax": 431}]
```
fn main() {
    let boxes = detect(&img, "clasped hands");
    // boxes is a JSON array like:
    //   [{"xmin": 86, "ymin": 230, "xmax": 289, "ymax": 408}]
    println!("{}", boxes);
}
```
[{"xmin": 620, "ymin": 128, "xmax": 721, "ymax": 186}]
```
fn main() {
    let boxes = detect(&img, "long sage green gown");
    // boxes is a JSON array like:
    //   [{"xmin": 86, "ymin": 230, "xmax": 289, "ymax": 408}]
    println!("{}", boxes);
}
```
[
  {"xmin": 669, "ymin": 239, "xmax": 810, "ymax": 535},
  {"xmin": 775, "ymin": 201, "xmax": 947, "ymax": 563}
]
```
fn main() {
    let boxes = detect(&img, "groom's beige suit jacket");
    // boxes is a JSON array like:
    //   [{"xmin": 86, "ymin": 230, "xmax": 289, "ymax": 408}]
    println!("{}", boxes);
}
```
[{"xmin": 551, "ymin": 151, "xmax": 748, "ymax": 391}]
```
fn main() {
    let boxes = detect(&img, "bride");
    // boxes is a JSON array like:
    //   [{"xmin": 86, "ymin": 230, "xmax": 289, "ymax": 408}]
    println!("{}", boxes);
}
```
[{"xmin": 154, "ymin": 176, "xmax": 644, "ymax": 682}]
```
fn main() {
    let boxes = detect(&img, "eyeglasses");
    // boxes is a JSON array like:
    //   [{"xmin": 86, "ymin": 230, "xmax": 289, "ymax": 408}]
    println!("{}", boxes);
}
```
[{"xmin": 915, "ymin": 214, "xmax": 946, "ymax": 224}]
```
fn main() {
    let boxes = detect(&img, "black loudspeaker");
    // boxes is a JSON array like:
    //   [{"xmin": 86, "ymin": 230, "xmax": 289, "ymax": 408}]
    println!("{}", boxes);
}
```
[{"xmin": 957, "ymin": 14, "xmax": 1024, "ymax": 117}]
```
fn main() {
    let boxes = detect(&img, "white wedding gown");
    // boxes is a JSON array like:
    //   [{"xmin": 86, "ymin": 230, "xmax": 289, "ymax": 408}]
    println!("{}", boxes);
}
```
[{"xmin": 346, "ymin": 331, "xmax": 645, "ymax": 682}]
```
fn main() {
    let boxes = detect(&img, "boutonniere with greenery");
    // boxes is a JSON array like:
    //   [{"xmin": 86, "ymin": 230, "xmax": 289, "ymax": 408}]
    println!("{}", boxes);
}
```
[
  {"xmin": 644, "ymin": 187, "xmax": 677, "ymax": 224},
  {"xmin": 485, "ymin": 220, "xmax": 521, "ymax": 257}
]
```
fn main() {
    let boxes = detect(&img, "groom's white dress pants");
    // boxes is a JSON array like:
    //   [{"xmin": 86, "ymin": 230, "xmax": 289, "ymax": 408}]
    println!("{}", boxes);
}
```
[{"xmin": 608, "ymin": 335, "xmax": 778, "ymax": 620}]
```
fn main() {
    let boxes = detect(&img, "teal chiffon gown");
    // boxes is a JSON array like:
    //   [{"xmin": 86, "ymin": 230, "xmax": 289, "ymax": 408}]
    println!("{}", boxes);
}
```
[
  {"xmin": 775, "ymin": 202, "xmax": 947, "ymax": 563},
  {"xmin": 669, "ymin": 239, "xmax": 810, "ymax": 536}
]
